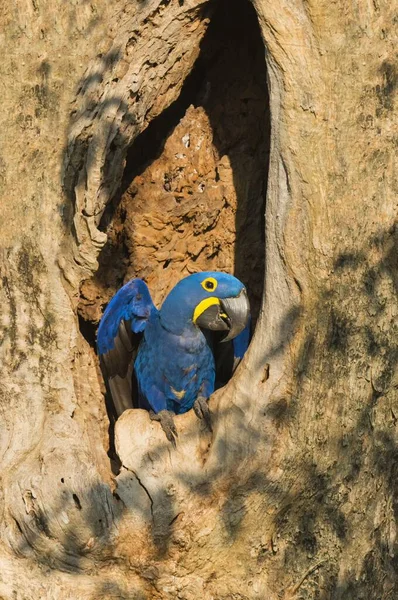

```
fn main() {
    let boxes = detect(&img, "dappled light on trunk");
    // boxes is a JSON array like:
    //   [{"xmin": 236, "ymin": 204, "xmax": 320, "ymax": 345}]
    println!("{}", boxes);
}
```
[{"xmin": 0, "ymin": 0, "xmax": 397, "ymax": 597}]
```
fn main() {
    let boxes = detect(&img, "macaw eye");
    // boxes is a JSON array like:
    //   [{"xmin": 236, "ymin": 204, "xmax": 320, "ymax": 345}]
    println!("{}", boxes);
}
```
[{"xmin": 201, "ymin": 277, "xmax": 218, "ymax": 292}]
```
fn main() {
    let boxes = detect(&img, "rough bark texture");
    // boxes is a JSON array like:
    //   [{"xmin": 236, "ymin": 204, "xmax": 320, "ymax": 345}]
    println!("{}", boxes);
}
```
[
  {"xmin": 78, "ymin": 2, "xmax": 269, "ymax": 328},
  {"xmin": 0, "ymin": 0, "xmax": 397, "ymax": 598}
]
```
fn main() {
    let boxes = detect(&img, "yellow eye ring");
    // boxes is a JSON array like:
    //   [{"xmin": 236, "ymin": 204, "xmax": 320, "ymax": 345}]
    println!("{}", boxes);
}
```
[{"xmin": 201, "ymin": 277, "xmax": 218, "ymax": 292}]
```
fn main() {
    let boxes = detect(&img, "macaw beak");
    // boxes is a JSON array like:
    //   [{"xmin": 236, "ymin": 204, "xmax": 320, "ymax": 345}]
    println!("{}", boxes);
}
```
[
  {"xmin": 220, "ymin": 288, "xmax": 250, "ymax": 342},
  {"xmin": 195, "ymin": 289, "xmax": 250, "ymax": 341}
]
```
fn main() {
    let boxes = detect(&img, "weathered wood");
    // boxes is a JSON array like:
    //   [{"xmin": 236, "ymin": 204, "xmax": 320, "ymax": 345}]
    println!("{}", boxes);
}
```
[{"xmin": 0, "ymin": 0, "xmax": 397, "ymax": 598}]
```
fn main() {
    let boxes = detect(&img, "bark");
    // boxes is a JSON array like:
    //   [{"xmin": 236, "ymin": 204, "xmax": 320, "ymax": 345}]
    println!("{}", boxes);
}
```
[{"xmin": 0, "ymin": 0, "xmax": 397, "ymax": 598}]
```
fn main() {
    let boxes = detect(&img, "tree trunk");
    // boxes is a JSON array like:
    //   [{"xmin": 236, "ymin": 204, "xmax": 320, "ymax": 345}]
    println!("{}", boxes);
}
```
[{"xmin": 0, "ymin": 0, "xmax": 397, "ymax": 598}]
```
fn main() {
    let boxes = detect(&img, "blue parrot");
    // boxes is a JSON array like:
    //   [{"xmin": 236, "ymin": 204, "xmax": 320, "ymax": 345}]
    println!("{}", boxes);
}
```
[{"xmin": 97, "ymin": 272, "xmax": 250, "ymax": 441}]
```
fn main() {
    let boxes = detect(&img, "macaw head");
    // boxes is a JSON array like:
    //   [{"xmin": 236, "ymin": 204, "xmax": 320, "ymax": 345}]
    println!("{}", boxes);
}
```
[{"xmin": 160, "ymin": 271, "xmax": 250, "ymax": 341}]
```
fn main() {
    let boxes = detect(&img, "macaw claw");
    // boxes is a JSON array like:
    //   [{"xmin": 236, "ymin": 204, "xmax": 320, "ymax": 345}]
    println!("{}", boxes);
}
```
[
  {"xmin": 150, "ymin": 410, "xmax": 178, "ymax": 446},
  {"xmin": 193, "ymin": 396, "xmax": 212, "ymax": 432}
]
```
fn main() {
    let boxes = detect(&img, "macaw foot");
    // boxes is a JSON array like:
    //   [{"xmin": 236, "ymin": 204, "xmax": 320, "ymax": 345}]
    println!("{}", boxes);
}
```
[
  {"xmin": 150, "ymin": 410, "xmax": 178, "ymax": 446},
  {"xmin": 193, "ymin": 396, "xmax": 212, "ymax": 431}
]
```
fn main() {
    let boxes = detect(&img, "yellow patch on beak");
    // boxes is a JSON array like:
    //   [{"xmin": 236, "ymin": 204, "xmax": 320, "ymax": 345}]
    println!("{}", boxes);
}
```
[{"xmin": 193, "ymin": 297, "xmax": 220, "ymax": 323}]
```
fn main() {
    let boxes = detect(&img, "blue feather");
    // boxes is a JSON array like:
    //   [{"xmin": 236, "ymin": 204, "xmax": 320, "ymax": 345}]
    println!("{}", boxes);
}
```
[
  {"xmin": 134, "ymin": 311, "xmax": 215, "ymax": 414},
  {"xmin": 97, "ymin": 279, "xmax": 156, "ymax": 354},
  {"xmin": 233, "ymin": 318, "xmax": 251, "ymax": 361},
  {"xmin": 97, "ymin": 272, "xmax": 250, "ymax": 416}
]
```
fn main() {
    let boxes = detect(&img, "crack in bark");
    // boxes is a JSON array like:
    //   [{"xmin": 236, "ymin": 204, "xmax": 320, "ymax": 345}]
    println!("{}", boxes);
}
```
[
  {"xmin": 168, "ymin": 512, "xmax": 181, "ymax": 527},
  {"xmin": 12, "ymin": 515, "xmax": 24, "ymax": 536},
  {"xmin": 124, "ymin": 466, "xmax": 154, "ymax": 518},
  {"xmin": 283, "ymin": 560, "xmax": 326, "ymax": 599}
]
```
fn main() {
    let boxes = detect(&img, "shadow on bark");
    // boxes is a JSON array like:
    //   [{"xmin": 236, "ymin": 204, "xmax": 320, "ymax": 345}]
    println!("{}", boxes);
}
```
[
  {"xmin": 62, "ymin": 0, "xmax": 270, "ymax": 472},
  {"xmin": 11, "ymin": 225, "xmax": 397, "ymax": 598},
  {"xmin": 269, "ymin": 226, "xmax": 398, "ymax": 598},
  {"xmin": 58, "ymin": 0, "xmax": 398, "ymax": 596}
]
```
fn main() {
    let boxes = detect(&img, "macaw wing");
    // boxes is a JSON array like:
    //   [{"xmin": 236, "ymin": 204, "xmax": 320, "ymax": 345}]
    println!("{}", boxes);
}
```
[
  {"xmin": 97, "ymin": 279, "xmax": 157, "ymax": 417},
  {"xmin": 213, "ymin": 318, "xmax": 251, "ymax": 389}
]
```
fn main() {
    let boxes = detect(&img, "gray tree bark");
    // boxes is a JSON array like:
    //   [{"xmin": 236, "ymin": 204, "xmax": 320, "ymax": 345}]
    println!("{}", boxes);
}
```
[{"xmin": 0, "ymin": 0, "xmax": 397, "ymax": 598}]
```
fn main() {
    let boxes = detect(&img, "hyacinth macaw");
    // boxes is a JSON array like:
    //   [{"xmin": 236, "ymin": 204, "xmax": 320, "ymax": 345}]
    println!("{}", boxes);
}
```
[{"xmin": 97, "ymin": 271, "xmax": 250, "ymax": 441}]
